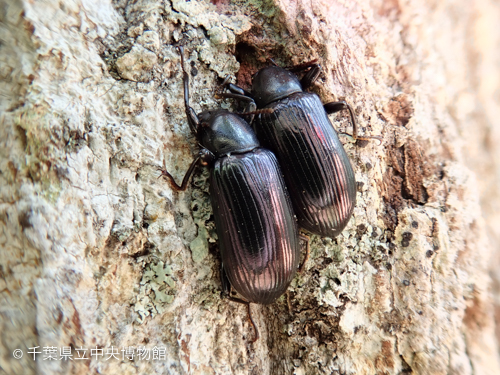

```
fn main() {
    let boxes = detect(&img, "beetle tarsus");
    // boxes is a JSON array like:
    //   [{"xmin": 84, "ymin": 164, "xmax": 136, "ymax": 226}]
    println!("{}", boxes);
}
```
[{"xmin": 325, "ymin": 100, "xmax": 382, "ymax": 144}]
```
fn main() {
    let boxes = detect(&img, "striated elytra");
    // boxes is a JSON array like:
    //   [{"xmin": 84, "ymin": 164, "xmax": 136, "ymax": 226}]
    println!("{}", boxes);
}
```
[
  {"xmin": 160, "ymin": 47, "xmax": 300, "ymax": 340},
  {"xmin": 218, "ymin": 62, "xmax": 381, "ymax": 238},
  {"xmin": 211, "ymin": 145, "xmax": 299, "ymax": 305}
]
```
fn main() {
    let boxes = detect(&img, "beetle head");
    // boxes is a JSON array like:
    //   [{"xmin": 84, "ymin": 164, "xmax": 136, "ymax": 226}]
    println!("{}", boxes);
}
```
[
  {"xmin": 251, "ymin": 66, "xmax": 302, "ymax": 107},
  {"xmin": 197, "ymin": 109, "xmax": 260, "ymax": 157}
]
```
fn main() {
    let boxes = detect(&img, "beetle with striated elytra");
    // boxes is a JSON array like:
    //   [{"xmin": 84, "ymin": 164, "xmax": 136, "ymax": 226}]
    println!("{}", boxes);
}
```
[
  {"xmin": 217, "ymin": 60, "xmax": 381, "ymax": 238},
  {"xmin": 159, "ymin": 47, "xmax": 302, "ymax": 341}
]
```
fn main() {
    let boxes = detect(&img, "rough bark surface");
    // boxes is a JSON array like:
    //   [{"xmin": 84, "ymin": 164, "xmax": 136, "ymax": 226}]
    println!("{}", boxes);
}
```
[{"xmin": 1, "ymin": 0, "xmax": 500, "ymax": 374}]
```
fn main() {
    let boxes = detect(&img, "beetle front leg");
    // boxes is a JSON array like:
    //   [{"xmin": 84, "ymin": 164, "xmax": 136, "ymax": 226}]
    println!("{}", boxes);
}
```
[
  {"xmin": 299, "ymin": 64, "xmax": 322, "ymax": 90},
  {"xmin": 216, "ymin": 77, "xmax": 255, "ymax": 109},
  {"xmin": 218, "ymin": 76, "xmax": 253, "ymax": 98},
  {"xmin": 216, "ymin": 93, "xmax": 258, "ymax": 123},
  {"xmin": 324, "ymin": 100, "xmax": 382, "ymax": 144},
  {"xmin": 215, "ymin": 92, "xmax": 256, "ymax": 109},
  {"xmin": 227, "ymin": 82, "xmax": 252, "ymax": 98},
  {"xmin": 215, "ymin": 79, "xmax": 258, "ymax": 122},
  {"xmin": 284, "ymin": 60, "xmax": 322, "ymax": 89}
]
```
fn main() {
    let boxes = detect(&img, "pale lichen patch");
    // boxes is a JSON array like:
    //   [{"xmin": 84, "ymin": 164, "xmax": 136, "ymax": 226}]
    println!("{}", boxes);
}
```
[{"xmin": 134, "ymin": 260, "xmax": 176, "ymax": 322}]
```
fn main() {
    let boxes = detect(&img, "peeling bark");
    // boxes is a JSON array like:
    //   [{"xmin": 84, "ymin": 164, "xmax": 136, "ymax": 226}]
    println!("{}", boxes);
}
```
[{"xmin": 1, "ymin": 0, "xmax": 500, "ymax": 374}]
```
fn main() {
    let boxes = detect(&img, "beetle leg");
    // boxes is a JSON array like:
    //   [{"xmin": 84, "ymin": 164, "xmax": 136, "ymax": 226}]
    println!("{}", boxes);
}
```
[
  {"xmin": 215, "ymin": 76, "xmax": 253, "ymax": 104},
  {"xmin": 223, "ymin": 79, "xmax": 252, "ymax": 98},
  {"xmin": 285, "ymin": 59, "xmax": 319, "ymax": 73},
  {"xmin": 216, "ymin": 76, "xmax": 252, "ymax": 97},
  {"xmin": 219, "ymin": 75, "xmax": 232, "ymax": 88},
  {"xmin": 215, "ymin": 92, "xmax": 255, "ymax": 105},
  {"xmin": 215, "ymin": 76, "xmax": 257, "ymax": 121},
  {"xmin": 324, "ymin": 100, "xmax": 383, "ymax": 144},
  {"xmin": 246, "ymin": 304, "xmax": 259, "ymax": 342},
  {"xmin": 220, "ymin": 265, "xmax": 260, "ymax": 342},
  {"xmin": 299, "ymin": 64, "xmax": 322, "ymax": 90},
  {"xmin": 158, "ymin": 153, "xmax": 201, "ymax": 191},
  {"xmin": 298, "ymin": 233, "xmax": 311, "ymax": 273},
  {"xmin": 286, "ymin": 291, "xmax": 293, "ymax": 312},
  {"xmin": 214, "ymin": 92, "xmax": 258, "ymax": 123},
  {"xmin": 284, "ymin": 60, "xmax": 322, "ymax": 89},
  {"xmin": 214, "ymin": 88, "xmax": 256, "ymax": 112},
  {"xmin": 227, "ymin": 298, "xmax": 259, "ymax": 342},
  {"xmin": 227, "ymin": 82, "xmax": 252, "ymax": 98}
]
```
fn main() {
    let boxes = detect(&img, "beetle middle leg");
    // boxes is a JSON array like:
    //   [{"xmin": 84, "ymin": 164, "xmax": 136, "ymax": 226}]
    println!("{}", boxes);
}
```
[
  {"xmin": 324, "ymin": 100, "xmax": 383, "ymax": 144},
  {"xmin": 158, "ymin": 155, "xmax": 200, "ymax": 191},
  {"xmin": 159, "ymin": 149, "xmax": 214, "ymax": 191}
]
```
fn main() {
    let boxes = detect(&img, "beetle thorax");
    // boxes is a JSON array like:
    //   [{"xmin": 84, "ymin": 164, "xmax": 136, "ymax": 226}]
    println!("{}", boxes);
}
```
[
  {"xmin": 252, "ymin": 66, "xmax": 303, "ymax": 107},
  {"xmin": 198, "ymin": 110, "xmax": 260, "ymax": 157}
]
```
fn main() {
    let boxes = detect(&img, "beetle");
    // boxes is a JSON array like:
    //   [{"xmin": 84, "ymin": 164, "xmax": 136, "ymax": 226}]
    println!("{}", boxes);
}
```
[
  {"xmin": 216, "ymin": 61, "xmax": 381, "ymax": 238},
  {"xmin": 160, "ymin": 47, "xmax": 300, "ymax": 340}
]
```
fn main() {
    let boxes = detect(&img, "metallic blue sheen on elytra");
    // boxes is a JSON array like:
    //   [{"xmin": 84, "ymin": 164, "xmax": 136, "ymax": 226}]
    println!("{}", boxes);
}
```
[
  {"xmin": 254, "ymin": 90, "xmax": 356, "ymax": 238},
  {"xmin": 210, "ymin": 148, "xmax": 299, "ymax": 304}
]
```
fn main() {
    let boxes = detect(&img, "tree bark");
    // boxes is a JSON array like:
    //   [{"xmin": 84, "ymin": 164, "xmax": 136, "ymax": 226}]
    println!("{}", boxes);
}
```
[{"xmin": 2, "ymin": 0, "xmax": 500, "ymax": 374}]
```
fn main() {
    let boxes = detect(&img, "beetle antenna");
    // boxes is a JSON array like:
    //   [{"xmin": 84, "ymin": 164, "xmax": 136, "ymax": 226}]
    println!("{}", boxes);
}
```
[
  {"xmin": 178, "ymin": 47, "xmax": 190, "ymax": 110},
  {"xmin": 178, "ymin": 46, "xmax": 200, "ymax": 134},
  {"xmin": 267, "ymin": 58, "xmax": 279, "ymax": 66}
]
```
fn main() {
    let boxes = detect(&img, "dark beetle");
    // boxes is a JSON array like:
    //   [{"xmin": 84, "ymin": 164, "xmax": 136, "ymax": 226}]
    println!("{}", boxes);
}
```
[
  {"xmin": 160, "ymin": 48, "xmax": 300, "ymax": 339},
  {"xmin": 217, "ymin": 62, "xmax": 381, "ymax": 238}
]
